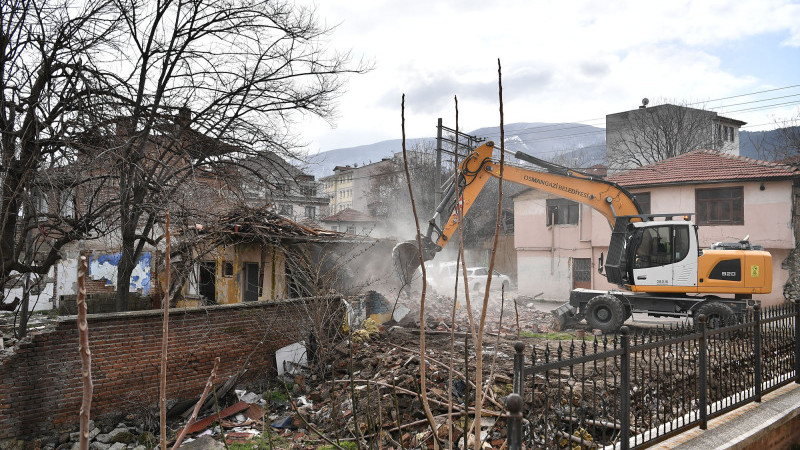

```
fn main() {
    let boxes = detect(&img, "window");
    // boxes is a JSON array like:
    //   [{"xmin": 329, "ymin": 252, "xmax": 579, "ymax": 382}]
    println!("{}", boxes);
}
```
[
  {"xmin": 546, "ymin": 198, "xmax": 579, "ymax": 226},
  {"xmin": 631, "ymin": 225, "xmax": 692, "ymax": 269},
  {"xmin": 633, "ymin": 192, "xmax": 651, "ymax": 215},
  {"xmin": 305, "ymin": 206, "xmax": 316, "ymax": 219},
  {"xmin": 223, "ymin": 262, "xmax": 234, "ymax": 277},
  {"xmin": 346, "ymin": 225, "xmax": 356, "ymax": 234},
  {"xmin": 696, "ymin": 187, "xmax": 743, "ymax": 225},
  {"xmin": 34, "ymin": 189, "xmax": 49, "ymax": 216},
  {"xmin": 279, "ymin": 204, "xmax": 293, "ymax": 216},
  {"xmin": 61, "ymin": 190, "xmax": 75, "ymax": 218},
  {"xmin": 632, "ymin": 225, "xmax": 672, "ymax": 268}
]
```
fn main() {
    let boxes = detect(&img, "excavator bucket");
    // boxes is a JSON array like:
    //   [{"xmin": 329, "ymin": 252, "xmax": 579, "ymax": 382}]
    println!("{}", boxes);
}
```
[{"xmin": 392, "ymin": 240, "xmax": 423, "ymax": 287}]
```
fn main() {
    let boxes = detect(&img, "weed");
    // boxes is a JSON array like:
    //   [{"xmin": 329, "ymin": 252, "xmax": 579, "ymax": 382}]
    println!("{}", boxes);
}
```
[{"xmin": 519, "ymin": 331, "xmax": 588, "ymax": 341}]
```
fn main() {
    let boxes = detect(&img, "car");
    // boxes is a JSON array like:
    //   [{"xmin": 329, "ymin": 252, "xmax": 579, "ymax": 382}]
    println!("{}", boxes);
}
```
[
  {"xmin": 421, "ymin": 263, "xmax": 511, "ymax": 294},
  {"xmin": 464, "ymin": 267, "xmax": 511, "ymax": 293}
]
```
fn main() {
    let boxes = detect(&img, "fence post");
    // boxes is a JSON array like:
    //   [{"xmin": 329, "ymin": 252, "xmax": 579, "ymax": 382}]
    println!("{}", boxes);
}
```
[
  {"xmin": 513, "ymin": 342, "xmax": 524, "ymax": 395},
  {"xmin": 795, "ymin": 300, "xmax": 800, "ymax": 385},
  {"xmin": 754, "ymin": 304, "xmax": 762, "ymax": 403},
  {"xmin": 698, "ymin": 314, "xmax": 708, "ymax": 430},
  {"xmin": 506, "ymin": 393, "xmax": 523, "ymax": 450},
  {"xmin": 620, "ymin": 326, "xmax": 630, "ymax": 450}
]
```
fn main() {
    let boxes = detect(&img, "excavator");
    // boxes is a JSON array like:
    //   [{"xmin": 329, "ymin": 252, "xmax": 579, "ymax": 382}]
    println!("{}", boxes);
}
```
[{"xmin": 392, "ymin": 141, "xmax": 772, "ymax": 333}]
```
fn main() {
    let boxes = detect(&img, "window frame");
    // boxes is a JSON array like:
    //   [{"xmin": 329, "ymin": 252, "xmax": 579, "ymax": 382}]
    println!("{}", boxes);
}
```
[
  {"xmin": 632, "ymin": 192, "xmax": 651, "ymax": 215},
  {"xmin": 695, "ymin": 186, "xmax": 744, "ymax": 226},
  {"xmin": 546, "ymin": 198, "xmax": 579, "ymax": 226}
]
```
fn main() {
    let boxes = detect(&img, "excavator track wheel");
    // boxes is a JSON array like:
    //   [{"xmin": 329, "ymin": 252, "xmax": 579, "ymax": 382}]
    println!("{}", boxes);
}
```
[{"xmin": 585, "ymin": 295, "xmax": 626, "ymax": 334}]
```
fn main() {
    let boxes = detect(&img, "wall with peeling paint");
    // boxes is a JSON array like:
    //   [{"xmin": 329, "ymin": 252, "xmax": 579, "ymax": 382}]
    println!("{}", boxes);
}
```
[
  {"xmin": 54, "ymin": 258, "xmax": 79, "ymax": 300},
  {"xmin": 206, "ymin": 244, "xmax": 286, "ymax": 304},
  {"xmin": 87, "ymin": 252, "xmax": 152, "ymax": 294}
]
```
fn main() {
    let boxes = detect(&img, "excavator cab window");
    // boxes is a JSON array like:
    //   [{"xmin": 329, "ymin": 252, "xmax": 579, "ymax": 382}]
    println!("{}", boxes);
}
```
[{"xmin": 631, "ymin": 224, "xmax": 691, "ymax": 269}]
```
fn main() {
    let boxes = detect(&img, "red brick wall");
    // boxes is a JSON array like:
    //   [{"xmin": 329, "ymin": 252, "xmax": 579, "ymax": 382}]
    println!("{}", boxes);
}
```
[{"xmin": 0, "ymin": 297, "xmax": 342, "ymax": 439}]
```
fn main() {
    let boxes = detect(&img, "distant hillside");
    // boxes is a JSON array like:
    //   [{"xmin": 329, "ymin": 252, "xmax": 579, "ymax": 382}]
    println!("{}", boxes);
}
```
[
  {"xmin": 303, "ymin": 122, "xmax": 606, "ymax": 178},
  {"xmin": 740, "ymin": 127, "xmax": 800, "ymax": 161}
]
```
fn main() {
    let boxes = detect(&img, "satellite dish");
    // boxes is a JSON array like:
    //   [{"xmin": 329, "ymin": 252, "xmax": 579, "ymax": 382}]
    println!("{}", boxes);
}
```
[{"xmin": 642, "ymin": 98, "xmax": 649, "ymax": 107}]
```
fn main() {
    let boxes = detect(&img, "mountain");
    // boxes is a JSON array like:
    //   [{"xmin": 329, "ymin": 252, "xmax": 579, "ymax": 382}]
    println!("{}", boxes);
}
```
[
  {"xmin": 739, "ymin": 127, "xmax": 800, "ymax": 161},
  {"xmin": 303, "ymin": 122, "xmax": 607, "ymax": 178}
]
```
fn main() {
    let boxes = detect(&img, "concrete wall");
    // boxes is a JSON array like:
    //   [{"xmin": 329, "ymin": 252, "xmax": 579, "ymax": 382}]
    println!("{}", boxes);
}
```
[
  {"xmin": 515, "ymin": 180, "xmax": 794, "ymax": 305},
  {"xmin": 515, "ymin": 191, "xmax": 595, "ymax": 298},
  {"xmin": 0, "ymin": 297, "xmax": 343, "ymax": 439}
]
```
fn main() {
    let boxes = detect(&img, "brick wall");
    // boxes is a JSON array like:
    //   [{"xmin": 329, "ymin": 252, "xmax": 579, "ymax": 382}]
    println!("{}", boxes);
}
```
[{"xmin": 0, "ymin": 297, "xmax": 343, "ymax": 439}]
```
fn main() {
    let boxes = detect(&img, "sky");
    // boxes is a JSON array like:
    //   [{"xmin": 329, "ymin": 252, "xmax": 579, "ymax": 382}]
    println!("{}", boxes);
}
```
[{"xmin": 297, "ymin": 0, "xmax": 800, "ymax": 153}]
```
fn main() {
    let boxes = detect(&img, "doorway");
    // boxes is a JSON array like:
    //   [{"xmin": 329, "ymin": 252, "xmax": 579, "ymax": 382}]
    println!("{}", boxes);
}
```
[
  {"xmin": 198, "ymin": 262, "xmax": 216, "ymax": 304},
  {"xmin": 243, "ymin": 262, "xmax": 260, "ymax": 302}
]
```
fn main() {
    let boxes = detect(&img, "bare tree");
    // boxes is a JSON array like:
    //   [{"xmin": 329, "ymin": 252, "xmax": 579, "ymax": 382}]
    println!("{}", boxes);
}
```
[
  {"xmin": 606, "ymin": 102, "xmax": 718, "ymax": 170},
  {"xmin": 103, "ymin": 0, "xmax": 368, "ymax": 309},
  {"xmin": 748, "ymin": 112, "xmax": 800, "ymax": 161},
  {"xmin": 367, "ymin": 143, "xmax": 442, "ymax": 224},
  {"xmin": 1, "ymin": 0, "xmax": 123, "ymax": 331}
]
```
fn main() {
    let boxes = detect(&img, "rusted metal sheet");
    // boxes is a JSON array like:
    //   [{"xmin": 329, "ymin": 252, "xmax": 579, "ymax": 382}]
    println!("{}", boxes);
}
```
[{"xmin": 183, "ymin": 400, "xmax": 250, "ymax": 435}]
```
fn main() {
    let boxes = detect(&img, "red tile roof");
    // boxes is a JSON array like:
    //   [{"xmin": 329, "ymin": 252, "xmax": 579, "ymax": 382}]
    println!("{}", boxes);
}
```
[
  {"xmin": 322, "ymin": 207, "xmax": 375, "ymax": 222},
  {"xmin": 608, "ymin": 150, "xmax": 799, "ymax": 187},
  {"xmin": 777, "ymin": 154, "xmax": 800, "ymax": 166}
]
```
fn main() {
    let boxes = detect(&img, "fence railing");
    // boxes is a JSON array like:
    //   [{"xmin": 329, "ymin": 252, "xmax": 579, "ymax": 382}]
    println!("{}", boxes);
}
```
[{"xmin": 506, "ymin": 302, "xmax": 800, "ymax": 449}]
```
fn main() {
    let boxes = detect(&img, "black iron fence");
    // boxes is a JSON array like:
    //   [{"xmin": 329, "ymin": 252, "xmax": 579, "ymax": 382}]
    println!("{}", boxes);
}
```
[{"xmin": 506, "ymin": 302, "xmax": 800, "ymax": 449}]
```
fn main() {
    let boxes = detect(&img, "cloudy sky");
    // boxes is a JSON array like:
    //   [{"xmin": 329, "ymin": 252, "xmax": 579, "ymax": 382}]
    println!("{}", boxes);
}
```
[{"xmin": 297, "ymin": 0, "xmax": 800, "ymax": 152}]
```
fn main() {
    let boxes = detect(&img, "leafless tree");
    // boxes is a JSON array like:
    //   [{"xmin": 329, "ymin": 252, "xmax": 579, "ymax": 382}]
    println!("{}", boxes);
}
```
[
  {"xmin": 103, "ymin": 0, "xmax": 368, "ymax": 310},
  {"xmin": 748, "ymin": 112, "xmax": 800, "ymax": 161},
  {"xmin": 1, "ymin": 0, "xmax": 124, "ymax": 332},
  {"xmin": 367, "ymin": 143, "xmax": 442, "ymax": 224},
  {"xmin": 606, "ymin": 101, "xmax": 718, "ymax": 170}
]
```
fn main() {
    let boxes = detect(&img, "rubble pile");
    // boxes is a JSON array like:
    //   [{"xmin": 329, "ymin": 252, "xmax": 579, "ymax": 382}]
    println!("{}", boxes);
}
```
[
  {"xmin": 395, "ymin": 293, "xmax": 564, "ymax": 335},
  {"xmin": 4, "ymin": 297, "xmax": 573, "ymax": 449},
  {"xmin": 147, "ymin": 295, "xmax": 601, "ymax": 448},
  {"xmin": 154, "ymin": 305, "xmax": 566, "ymax": 449}
]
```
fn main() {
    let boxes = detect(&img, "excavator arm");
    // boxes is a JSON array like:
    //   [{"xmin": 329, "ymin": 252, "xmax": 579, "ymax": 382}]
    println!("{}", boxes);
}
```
[{"xmin": 393, "ymin": 140, "xmax": 643, "ymax": 285}]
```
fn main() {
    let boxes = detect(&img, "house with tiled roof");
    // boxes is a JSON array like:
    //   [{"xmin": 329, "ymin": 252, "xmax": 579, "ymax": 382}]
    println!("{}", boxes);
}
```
[
  {"xmin": 321, "ymin": 207, "xmax": 377, "ymax": 235},
  {"xmin": 513, "ymin": 150, "xmax": 798, "ymax": 306}
]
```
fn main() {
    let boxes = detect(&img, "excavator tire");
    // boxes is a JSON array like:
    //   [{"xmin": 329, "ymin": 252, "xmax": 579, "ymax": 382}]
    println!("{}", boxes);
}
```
[
  {"xmin": 694, "ymin": 302, "xmax": 735, "ymax": 329},
  {"xmin": 585, "ymin": 294, "xmax": 626, "ymax": 333}
]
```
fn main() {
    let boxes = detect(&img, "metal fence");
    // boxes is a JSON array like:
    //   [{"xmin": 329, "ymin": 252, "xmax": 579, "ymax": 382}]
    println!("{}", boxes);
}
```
[{"xmin": 506, "ymin": 302, "xmax": 800, "ymax": 449}]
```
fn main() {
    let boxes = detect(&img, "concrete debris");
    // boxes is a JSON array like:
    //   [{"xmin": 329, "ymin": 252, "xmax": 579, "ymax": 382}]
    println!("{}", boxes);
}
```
[{"xmin": 276, "ymin": 341, "xmax": 307, "ymax": 376}]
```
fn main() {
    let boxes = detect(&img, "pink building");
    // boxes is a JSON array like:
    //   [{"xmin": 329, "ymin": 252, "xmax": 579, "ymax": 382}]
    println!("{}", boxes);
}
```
[{"xmin": 514, "ymin": 150, "xmax": 798, "ymax": 306}]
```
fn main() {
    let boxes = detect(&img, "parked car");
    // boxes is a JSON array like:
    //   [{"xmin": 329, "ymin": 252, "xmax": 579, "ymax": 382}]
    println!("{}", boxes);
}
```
[
  {"xmin": 422, "ymin": 263, "xmax": 511, "ymax": 294},
  {"xmin": 464, "ymin": 267, "xmax": 511, "ymax": 293}
]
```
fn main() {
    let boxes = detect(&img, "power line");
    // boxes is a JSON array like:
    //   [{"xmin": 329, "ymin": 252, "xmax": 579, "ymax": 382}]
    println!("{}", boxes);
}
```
[{"xmin": 475, "ymin": 85, "xmax": 800, "ymax": 142}]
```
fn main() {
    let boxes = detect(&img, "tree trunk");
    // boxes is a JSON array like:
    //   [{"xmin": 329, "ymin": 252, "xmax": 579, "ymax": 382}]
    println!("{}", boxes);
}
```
[{"xmin": 115, "ymin": 234, "xmax": 137, "ymax": 312}]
